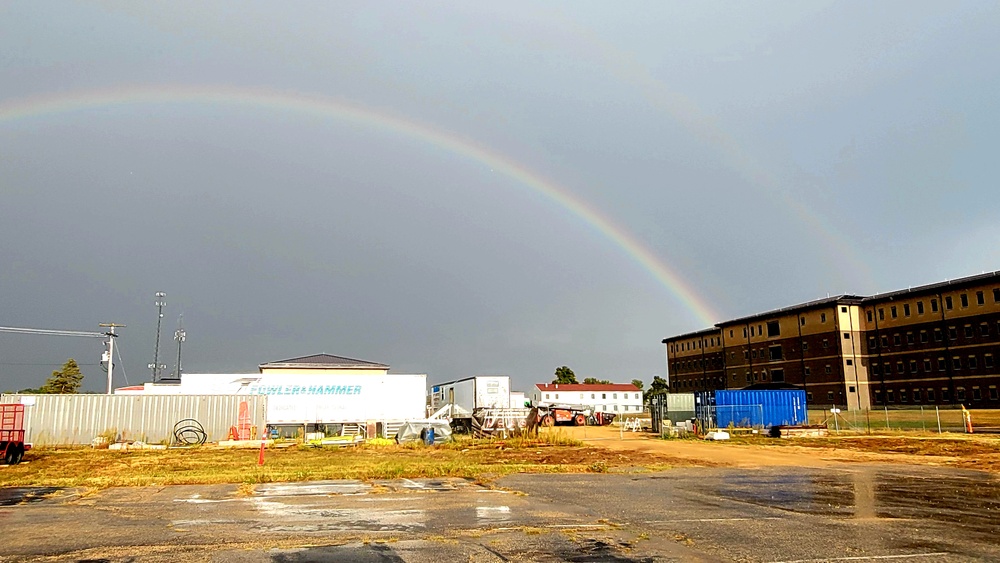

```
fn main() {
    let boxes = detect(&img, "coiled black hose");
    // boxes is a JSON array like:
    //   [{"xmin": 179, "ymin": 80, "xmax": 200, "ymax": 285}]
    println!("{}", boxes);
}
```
[{"xmin": 172, "ymin": 418, "xmax": 207, "ymax": 446}]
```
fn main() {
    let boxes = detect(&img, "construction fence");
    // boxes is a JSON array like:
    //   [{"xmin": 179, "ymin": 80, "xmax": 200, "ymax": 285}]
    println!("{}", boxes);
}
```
[
  {"xmin": 0, "ymin": 394, "xmax": 266, "ymax": 446},
  {"xmin": 811, "ymin": 406, "xmax": 993, "ymax": 434}
]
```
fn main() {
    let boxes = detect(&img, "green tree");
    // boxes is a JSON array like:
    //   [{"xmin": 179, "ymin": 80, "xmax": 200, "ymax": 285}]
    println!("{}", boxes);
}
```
[
  {"xmin": 643, "ymin": 375, "xmax": 669, "ymax": 404},
  {"xmin": 631, "ymin": 378, "xmax": 644, "ymax": 390},
  {"xmin": 583, "ymin": 377, "xmax": 611, "ymax": 384},
  {"xmin": 553, "ymin": 366, "xmax": 578, "ymax": 384},
  {"xmin": 40, "ymin": 358, "xmax": 84, "ymax": 394}
]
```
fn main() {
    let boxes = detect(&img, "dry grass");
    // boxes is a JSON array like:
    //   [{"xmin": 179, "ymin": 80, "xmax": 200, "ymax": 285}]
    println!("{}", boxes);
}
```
[{"xmin": 0, "ymin": 431, "xmax": 675, "ymax": 489}]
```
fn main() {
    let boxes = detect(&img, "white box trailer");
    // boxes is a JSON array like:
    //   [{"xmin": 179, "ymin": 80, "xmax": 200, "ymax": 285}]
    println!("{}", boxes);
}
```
[{"xmin": 429, "ymin": 376, "xmax": 511, "ymax": 430}]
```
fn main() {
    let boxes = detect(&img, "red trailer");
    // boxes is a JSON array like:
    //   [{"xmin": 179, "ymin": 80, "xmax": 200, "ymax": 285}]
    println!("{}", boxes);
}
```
[{"xmin": 1, "ymin": 404, "xmax": 30, "ymax": 465}]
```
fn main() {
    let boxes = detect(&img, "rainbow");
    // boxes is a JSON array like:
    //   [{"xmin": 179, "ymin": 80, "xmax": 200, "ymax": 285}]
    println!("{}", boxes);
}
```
[{"xmin": 0, "ymin": 84, "xmax": 722, "ymax": 326}]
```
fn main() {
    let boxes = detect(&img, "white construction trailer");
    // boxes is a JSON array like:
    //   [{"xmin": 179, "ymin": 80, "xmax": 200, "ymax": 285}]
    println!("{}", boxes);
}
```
[{"xmin": 428, "ymin": 375, "xmax": 511, "ymax": 432}]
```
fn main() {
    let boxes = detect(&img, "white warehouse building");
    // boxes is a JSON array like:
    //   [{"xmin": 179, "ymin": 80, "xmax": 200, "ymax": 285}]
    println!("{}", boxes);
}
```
[{"xmin": 530, "ymin": 383, "xmax": 644, "ymax": 414}]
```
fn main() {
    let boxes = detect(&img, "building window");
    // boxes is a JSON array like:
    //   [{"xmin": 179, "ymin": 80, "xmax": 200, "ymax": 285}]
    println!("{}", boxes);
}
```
[
  {"xmin": 769, "ymin": 346, "xmax": 783, "ymax": 361},
  {"xmin": 807, "ymin": 392, "xmax": 814, "ymax": 402},
  {"xmin": 752, "ymin": 350, "xmax": 758, "ymax": 359},
  {"xmin": 591, "ymin": 394, "xmax": 595, "ymax": 399},
  {"xmin": 827, "ymin": 391, "xmax": 835, "ymax": 401},
  {"xmin": 923, "ymin": 359, "xmax": 932, "ymax": 372},
  {"xmin": 903, "ymin": 303, "xmax": 910, "ymax": 316},
  {"xmin": 946, "ymin": 296, "xmax": 954, "ymax": 310},
  {"xmin": 961, "ymin": 293, "xmax": 969, "ymax": 308},
  {"xmin": 994, "ymin": 288, "xmax": 1000, "ymax": 303},
  {"xmin": 825, "ymin": 364, "xmax": 832, "ymax": 374},
  {"xmin": 986, "ymin": 354, "xmax": 995, "ymax": 368},
  {"xmin": 910, "ymin": 360, "xmax": 918, "ymax": 373},
  {"xmin": 868, "ymin": 336, "xmax": 877, "ymax": 349},
  {"xmin": 545, "ymin": 394, "xmax": 550, "ymax": 399},
  {"xmin": 969, "ymin": 355, "xmax": 978, "ymax": 369},
  {"xmin": 844, "ymin": 332, "xmax": 851, "ymax": 340},
  {"xmin": 964, "ymin": 325, "xmax": 974, "ymax": 338},
  {"xmin": 602, "ymin": 393, "xmax": 606, "ymax": 399},
  {"xmin": 804, "ymin": 367, "xmax": 811, "ymax": 376},
  {"xmin": 891, "ymin": 305, "xmax": 898, "ymax": 319},
  {"xmin": 802, "ymin": 342, "xmax": 809, "ymax": 351},
  {"xmin": 767, "ymin": 321, "xmax": 780, "ymax": 337},
  {"xmin": 920, "ymin": 331, "xmax": 928, "ymax": 343},
  {"xmin": 948, "ymin": 326, "xmax": 958, "ymax": 340},
  {"xmin": 990, "ymin": 387, "xmax": 999, "ymax": 401},
  {"xmin": 881, "ymin": 335, "xmax": 889, "ymax": 347},
  {"xmin": 866, "ymin": 310, "xmax": 873, "ymax": 323},
  {"xmin": 821, "ymin": 313, "xmax": 827, "ymax": 323},
  {"xmin": 906, "ymin": 332, "xmax": 914, "ymax": 344},
  {"xmin": 977, "ymin": 291, "xmax": 985, "ymax": 305},
  {"xmin": 750, "ymin": 326, "xmax": 755, "ymax": 337},
  {"xmin": 917, "ymin": 301, "xmax": 925, "ymax": 315},
  {"xmin": 893, "ymin": 334, "xmax": 901, "ymax": 346},
  {"xmin": 613, "ymin": 405, "xmax": 618, "ymax": 411},
  {"xmin": 934, "ymin": 328, "xmax": 943, "ymax": 342},
  {"xmin": 872, "ymin": 364, "xmax": 882, "ymax": 376},
  {"xmin": 823, "ymin": 339, "xmax": 829, "ymax": 349},
  {"xmin": 743, "ymin": 327, "xmax": 748, "ymax": 338},
  {"xmin": 744, "ymin": 350, "xmax": 749, "ymax": 359},
  {"xmin": 941, "ymin": 388, "xmax": 950, "ymax": 402},
  {"xmin": 878, "ymin": 308, "xmax": 885, "ymax": 321},
  {"xmin": 896, "ymin": 361, "xmax": 904, "ymax": 373},
  {"xmin": 745, "ymin": 373, "xmax": 752, "ymax": 383},
  {"xmin": 886, "ymin": 390, "xmax": 894, "ymax": 402},
  {"xmin": 927, "ymin": 388, "xmax": 935, "ymax": 401},
  {"xmin": 846, "ymin": 359, "xmax": 853, "ymax": 366},
  {"xmin": 841, "ymin": 306, "xmax": 847, "ymax": 313},
  {"xmin": 612, "ymin": 393, "xmax": 617, "ymax": 399},
  {"xmin": 974, "ymin": 387, "xmax": 983, "ymax": 401},
  {"xmin": 938, "ymin": 357, "xmax": 946, "ymax": 371},
  {"xmin": 931, "ymin": 298, "xmax": 939, "ymax": 312},
  {"xmin": 952, "ymin": 356, "xmax": 962, "ymax": 370},
  {"xmin": 849, "ymin": 385, "xmax": 856, "ymax": 393},
  {"xmin": 981, "ymin": 323, "xmax": 990, "ymax": 337},
  {"xmin": 900, "ymin": 389, "xmax": 908, "ymax": 402},
  {"xmin": 957, "ymin": 388, "xmax": 966, "ymax": 401},
  {"xmin": 800, "ymin": 317, "xmax": 806, "ymax": 326}
]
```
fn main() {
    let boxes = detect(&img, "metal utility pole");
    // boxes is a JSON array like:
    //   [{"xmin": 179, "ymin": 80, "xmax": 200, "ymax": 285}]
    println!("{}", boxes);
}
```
[
  {"xmin": 148, "ymin": 292, "xmax": 167, "ymax": 382},
  {"xmin": 99, "ymin": 323, "xmax": 125, "ymax": 395},
  {"xmin": 172, "ymin": 315, "xmax": 186, "ymax": 379}
]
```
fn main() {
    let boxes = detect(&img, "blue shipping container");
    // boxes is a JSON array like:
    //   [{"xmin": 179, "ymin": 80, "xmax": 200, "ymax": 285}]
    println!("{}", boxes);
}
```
[{"xmin": 714, "ymin": 390, "xmax": 807, "ymax": 428}]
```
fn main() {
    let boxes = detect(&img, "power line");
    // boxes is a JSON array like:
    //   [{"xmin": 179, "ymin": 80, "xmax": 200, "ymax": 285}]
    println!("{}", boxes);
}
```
[
  {"xmin": 0, "ymin": 362, "xmax": 101, "ymax": 366},
  {"xmin": 0, "ymin": 326, "xmax": 106, "ymax": 338}
]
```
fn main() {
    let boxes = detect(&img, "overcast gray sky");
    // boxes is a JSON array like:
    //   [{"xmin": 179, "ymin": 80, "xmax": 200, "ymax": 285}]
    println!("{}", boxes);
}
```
[{"xmin": 1, "ymin": 2, "xmax": 998, "ymax": 393}]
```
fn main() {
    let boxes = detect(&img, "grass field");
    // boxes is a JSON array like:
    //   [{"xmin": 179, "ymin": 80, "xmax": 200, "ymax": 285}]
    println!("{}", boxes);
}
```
[{"xmin": 0, "ymin": 431, "xmax": 676, "ymax": 489}]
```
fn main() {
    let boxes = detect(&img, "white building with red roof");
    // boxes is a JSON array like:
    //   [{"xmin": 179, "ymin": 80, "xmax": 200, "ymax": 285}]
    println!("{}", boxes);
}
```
[{"xmin": 530, "ymin": 383, "xmax": 643, "ymax": 415}]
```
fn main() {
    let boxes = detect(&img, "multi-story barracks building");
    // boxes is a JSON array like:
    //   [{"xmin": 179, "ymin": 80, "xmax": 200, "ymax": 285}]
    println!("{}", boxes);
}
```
[{"xmin": 663, "ymin": 271, "xmax": 1000, "ymax": 410}]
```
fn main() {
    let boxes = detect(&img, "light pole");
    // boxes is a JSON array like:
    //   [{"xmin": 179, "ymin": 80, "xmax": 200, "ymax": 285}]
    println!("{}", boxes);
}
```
[{"xmin": 148, "ymin": 292, "xmax": 167, "ymax": 382}]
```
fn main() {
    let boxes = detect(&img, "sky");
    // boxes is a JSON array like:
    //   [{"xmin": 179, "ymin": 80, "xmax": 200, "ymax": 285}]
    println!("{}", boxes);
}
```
[{"xmin": 1, "ymin": 2, "xmax": 999, "ymax": 393}]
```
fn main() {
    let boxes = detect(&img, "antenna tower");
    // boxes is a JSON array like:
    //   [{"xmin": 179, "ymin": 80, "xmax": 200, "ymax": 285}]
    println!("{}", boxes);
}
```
[{"xmin": 148, "ymin": 292, "xmax": 167, "ymax": 382}]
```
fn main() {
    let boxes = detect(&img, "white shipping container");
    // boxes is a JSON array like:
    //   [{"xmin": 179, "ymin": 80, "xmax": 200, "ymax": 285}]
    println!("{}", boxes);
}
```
[{"xmin": 430, "ymin": 376, "xmax": 510, "ymax": 415}]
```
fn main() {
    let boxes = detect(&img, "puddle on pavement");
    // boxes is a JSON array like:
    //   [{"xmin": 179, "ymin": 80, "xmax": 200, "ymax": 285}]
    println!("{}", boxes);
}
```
[
  {"xmin": 715, "ymin": 468, "xmax": 1000, "ymax": 538},
  {"xmin": 0, "ymin": 487, "xmax": 62, "ymax": 506}
]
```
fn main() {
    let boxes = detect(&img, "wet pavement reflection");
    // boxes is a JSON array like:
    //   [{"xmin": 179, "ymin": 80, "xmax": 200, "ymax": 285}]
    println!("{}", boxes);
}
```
[{"xmin": 715, "ymin": 466, "xmax": 1000, "ymax": 539}]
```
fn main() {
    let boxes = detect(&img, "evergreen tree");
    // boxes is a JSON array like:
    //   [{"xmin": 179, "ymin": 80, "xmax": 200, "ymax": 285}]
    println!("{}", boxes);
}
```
[{"xmin": 40, "ymin": 358, "xmax": 84, "ymax": 394}]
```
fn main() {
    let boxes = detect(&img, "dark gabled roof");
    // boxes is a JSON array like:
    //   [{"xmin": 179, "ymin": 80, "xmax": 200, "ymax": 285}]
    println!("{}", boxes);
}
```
[
  {"xmin": 258, "ymin": 353, "xmax": 389, "ymax": 371},
  {"xmin": 719, "ymin": 295, "xmax": 865, "ymax": 326},
  {"xmin": 661, "ymin": 326, "xmax": 721, "ymax": 344},
  {"xmin": 862, "ymin": 270, "xmax": 1000, "ymax": 303}
]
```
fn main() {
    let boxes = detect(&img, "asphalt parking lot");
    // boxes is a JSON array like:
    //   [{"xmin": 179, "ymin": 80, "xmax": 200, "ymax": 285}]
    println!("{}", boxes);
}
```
[{"xmin": 1, "ymin": 465, "xmax": 998, "ymax": 562}]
